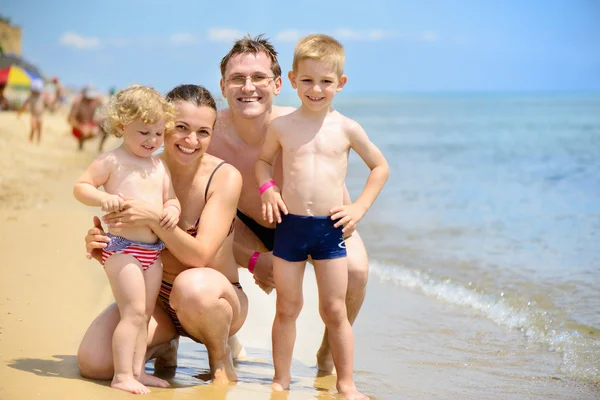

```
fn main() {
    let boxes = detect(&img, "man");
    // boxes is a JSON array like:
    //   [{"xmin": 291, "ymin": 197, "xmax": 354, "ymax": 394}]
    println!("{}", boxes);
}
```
[
  {"xmin": 208, "ymin": 34, "xmax": 370, "ymax": 373},
  {"xmin": 67, "ymin": 86, "xmax": 104, "ymax": 151}
]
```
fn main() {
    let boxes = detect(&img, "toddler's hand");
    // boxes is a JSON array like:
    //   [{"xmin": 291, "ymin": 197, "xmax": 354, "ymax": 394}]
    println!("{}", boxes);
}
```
[
  {"xmin": 160, "ymin": 205, "xmax": 180, "ymax": 230},
  {"xmin": 101, "ymin": 194, "xmax": 124, "ymax": 213},
  {"xmin": 329, "ymin": 203, "xmax": 367, "ymax": 234},
  {"xmin": 260, "ymin": 186, "xmax": 288, "ymax": 224}
]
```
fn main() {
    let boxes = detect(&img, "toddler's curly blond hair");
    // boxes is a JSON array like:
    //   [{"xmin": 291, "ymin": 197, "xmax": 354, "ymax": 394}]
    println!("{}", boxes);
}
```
[{"xmin": 103, "ymin": 85, "xmax": 176, "ymax": 138}]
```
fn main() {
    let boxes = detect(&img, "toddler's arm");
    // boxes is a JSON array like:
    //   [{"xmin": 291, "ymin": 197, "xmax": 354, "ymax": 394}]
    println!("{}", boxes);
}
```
[
  {"xmin": 160, "ymin": 161, "xmax": 181, "ymax": 230},
  {"xmin": 255, "ymin": 121, "xmax": 288, "ymax": 223},
  {"xmin": 330, "ymin": 120, "xmax": 389, "ymax": 232},
  {"xmin": 73, "ymin": 155, "xmax": 123, "ymax": 212}
]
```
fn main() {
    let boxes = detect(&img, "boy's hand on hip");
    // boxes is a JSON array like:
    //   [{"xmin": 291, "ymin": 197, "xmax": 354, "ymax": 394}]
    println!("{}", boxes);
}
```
[{"xmin": 330, "ymin": 203, "xmax": 366, "ymax": 234}]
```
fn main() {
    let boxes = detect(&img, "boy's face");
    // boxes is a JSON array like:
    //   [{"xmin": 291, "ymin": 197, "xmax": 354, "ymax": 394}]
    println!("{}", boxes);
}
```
[
  {"xmin": 119, "ymin": 117, "xmax": 165, "ymax": 158},
  {"xmin": 220, "ymin": 51, "xmax": 282, "ymax": 119},
  {"xmin": 288, "ymin": 59, "xmax": 347, "ymax": 112}
]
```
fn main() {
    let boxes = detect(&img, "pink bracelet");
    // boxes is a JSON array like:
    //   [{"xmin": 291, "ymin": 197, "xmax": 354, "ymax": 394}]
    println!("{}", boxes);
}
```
[
  {"xmin": 248, "ymin": 251, "xmax": 260, "ymax": 274},
  {"xmin": 259, "ymin": 180, "xmax": 277, "ymax": 195}
]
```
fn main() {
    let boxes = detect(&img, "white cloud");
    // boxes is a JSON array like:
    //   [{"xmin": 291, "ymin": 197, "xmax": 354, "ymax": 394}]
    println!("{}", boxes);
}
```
[
  {"xmin": 170, "ymin": 33, "xmax": 198, "ymax": 45},
  {"xmin": 208, "ymin": 28, "xmax": 245, "ymax": 42},
  {"xmin": 420, "ymin": 31, "xmax": 438, "ymax": 43},
  {"xmin": 59, "ymin": 32, "xmax": 100, "ymax": 49},
  {"xmin": 274, "ymin": 29, "xmax": 304, "ymax": 43}
]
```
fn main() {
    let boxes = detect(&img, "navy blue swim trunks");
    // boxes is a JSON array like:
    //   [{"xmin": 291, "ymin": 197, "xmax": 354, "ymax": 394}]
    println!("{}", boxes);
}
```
[{"xmin": 273, "ymin": 213, "xmax": 347, "ymax": 262}]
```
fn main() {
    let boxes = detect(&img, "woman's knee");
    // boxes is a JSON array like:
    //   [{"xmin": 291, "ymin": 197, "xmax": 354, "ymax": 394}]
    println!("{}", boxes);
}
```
[
  {"xmin": 77, "ymin": 343, "xmax": 113, "ymax": 379},
  {"xmin": 171, "ymin": 269, "xmax": 232, "ymax": 315}
]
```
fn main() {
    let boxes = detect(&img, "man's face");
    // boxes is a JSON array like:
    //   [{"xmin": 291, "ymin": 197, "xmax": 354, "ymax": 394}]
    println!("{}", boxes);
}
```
[{"xmin": 220, "ymin": 52, "xmax": 282, "ymax": 120}]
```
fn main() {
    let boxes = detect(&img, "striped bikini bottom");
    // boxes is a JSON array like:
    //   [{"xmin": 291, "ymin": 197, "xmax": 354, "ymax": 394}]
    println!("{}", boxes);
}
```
[
  {"xmin": 158, "ymin": 280, "xmax": 243, "ymax": 343},
  {"xmin": 101, "ymin": 233, "xmax": 165, "ymax": 270}
]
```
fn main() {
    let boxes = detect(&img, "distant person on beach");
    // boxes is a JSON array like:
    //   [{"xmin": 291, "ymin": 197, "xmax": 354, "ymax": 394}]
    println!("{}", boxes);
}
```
[
  {"xmin": 68, "ymin": 86, "xmax": 103, "ymax": 151},
  {"xmin": 17, "ymin": 80, "xmax": 45, "ymax": 144},
  {"xmin": 73, "ymin": 85, "xmax": 181, "ymax": 394},
  {"xmin": 255, "ymin": 34, "xmax": 389, "ymax": 398},
  {"xmin": 47, "ymin": 76, "xmax": 64, "ymax": 113},
  {"xmin": 208, "ymin": 34, "xmax": 373, "ymax": 375},
  {"xmin": 80, "ymin": 84, "xmax": 248, "ymax": 386},
  {"xmin": 0, "ymin": 83, "xmax": 9, "ymax": 111}
]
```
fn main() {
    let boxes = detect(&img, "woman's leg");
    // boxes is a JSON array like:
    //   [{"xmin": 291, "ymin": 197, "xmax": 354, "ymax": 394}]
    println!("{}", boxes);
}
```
[
  {"xmin": 271, "ymin": 257, "xmax": 306, "ymax": 391},
  {"xmin": 169, "ymin": 268, "xmax": 245, "ymax": 384}
]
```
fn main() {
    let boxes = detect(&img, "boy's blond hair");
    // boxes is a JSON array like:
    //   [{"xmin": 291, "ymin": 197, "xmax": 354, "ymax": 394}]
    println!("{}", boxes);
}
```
[
  {"xmin": 292, "ymin": 34, "xmax": 345, "ymax": 76},
  {"xmin": 103, "ymin": 85, "xmax": 176, "ymax": 138}
]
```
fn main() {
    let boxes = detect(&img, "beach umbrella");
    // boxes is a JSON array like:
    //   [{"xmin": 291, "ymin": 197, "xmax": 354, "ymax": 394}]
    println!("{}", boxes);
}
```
[
  {"xmin": 0, "ymin": 65, "xmax": 43, "ymax": 89},
  {"xmin": 0, "ymin": 54, "xmax": 44, "ymax": 79}
]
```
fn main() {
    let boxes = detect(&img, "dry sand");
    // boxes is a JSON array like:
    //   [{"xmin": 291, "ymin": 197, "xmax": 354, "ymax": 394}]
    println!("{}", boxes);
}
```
[{"xmin": 0, "ymin": 111, "xmax": 340, "ymax": 399}]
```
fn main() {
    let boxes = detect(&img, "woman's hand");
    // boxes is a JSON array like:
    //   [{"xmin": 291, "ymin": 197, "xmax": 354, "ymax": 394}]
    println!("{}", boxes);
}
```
[
  {"xmin": 101, "ymin": 194, "xmax": 162, "ymax": 230},
  {"xmin": 85, "ymin": 216, "xmax": 110, "ymax": 261}
]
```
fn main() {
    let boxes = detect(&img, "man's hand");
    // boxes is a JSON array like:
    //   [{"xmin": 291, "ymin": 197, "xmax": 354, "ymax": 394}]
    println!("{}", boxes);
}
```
[
  {"xmin": 85, "ymin": 216, "xmax": 109, "ymax": 261},
  {"xmin": 252, "ymin": 251, "xmax": 275, "ymax": 294}
]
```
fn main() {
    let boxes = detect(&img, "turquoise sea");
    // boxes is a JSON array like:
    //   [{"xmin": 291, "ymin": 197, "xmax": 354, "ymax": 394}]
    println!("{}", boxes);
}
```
[{"xmin": 170, "ymin": 93, "xmax": 600, "ymax": 399}]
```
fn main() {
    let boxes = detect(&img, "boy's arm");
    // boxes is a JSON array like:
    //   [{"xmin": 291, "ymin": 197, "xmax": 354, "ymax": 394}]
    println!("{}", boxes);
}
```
[
  {"xmin": 255, "ymin": 121, "xmax": 281, "ymax": 186},
  {"xmin": 17, "ymin": 96, "xmax": 31, "ymax": 116},
  {"xmin": 73, "ymin": 155, "xmax": 118, "ymax": 209},
  {"xmin": 255, "ymin": 121, "xmax": 287, "ymax": 223},
  {"xmin": 346, "ymin": 120, "xmax": 389, "ymax": 212},
  {"xmin": 331, "ymin": 120, "xmax": 389, "ymax": 231}
]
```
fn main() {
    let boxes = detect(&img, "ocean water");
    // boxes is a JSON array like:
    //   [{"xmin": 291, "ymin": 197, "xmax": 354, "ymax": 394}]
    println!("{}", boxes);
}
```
[{"xmin": 324, "ymin": 93, "xmax": 600, "ymax": 397}]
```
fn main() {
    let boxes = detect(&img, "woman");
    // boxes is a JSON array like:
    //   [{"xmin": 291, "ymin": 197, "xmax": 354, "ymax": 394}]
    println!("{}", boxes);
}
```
[{"xmin": 78, "ymin": 84, "xmax": 248, "ymax": 386}]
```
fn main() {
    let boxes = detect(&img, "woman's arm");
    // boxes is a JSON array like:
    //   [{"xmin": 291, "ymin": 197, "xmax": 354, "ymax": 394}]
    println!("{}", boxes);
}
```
[{"xmin": 150, "ymin": 164, "xmax": 242, "ymax": 267}]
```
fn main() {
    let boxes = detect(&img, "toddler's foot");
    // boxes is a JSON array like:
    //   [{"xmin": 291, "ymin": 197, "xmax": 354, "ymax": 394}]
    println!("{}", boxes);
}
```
[
  {"xmin": 139, "ymin": 371, "xmax": 170, "ymax": 388},
  {"xmin": 111, "ymin": 374, "xmax": 150, "ymax": 394}
]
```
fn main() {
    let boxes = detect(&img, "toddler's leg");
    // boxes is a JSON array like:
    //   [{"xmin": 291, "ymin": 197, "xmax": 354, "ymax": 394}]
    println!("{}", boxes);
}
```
[
  {"xmin": 136, "ymin": 258, "xmax": 170, "ymax": 388},
  {"xmin": 313, "ymin": 257, "xmax": 368, "ymax": 400},
  {"xmin": 104, "ymin": 254, "xmax": 150, "ymax": 394},
  {"xmin": 272, "ymin": 257, "xmax": 306, "ymax": 391}
]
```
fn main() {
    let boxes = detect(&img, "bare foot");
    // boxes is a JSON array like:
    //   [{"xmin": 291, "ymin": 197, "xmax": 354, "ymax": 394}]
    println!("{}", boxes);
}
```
[
  {"xmin": 271, "ymin": 381, "xmax": 289, "ymax": 391},
  {"xmin": 111, "ymin": 374, "xmax": 150, "ymax": 394},
  {"xmin": 228, "ymin": 335, "xmax": 247, "ymax": 360},
  {"xmin": 338, "ymin": 383, "xmax": 369, "ymax": 400},
  {"xmin": 139, "ymin": 371, "xmax": 170, "ymax": 388},
  {"xmin": 209, "ymin": 346, "xmax": 237, "ymax": 385},
  {"xmin": 316, "ymin": 347, "xmax": 335, "ymax": 374},
  {"xmin": 272, "ymin": 374, "xmax": 291, "ymax": 392}
]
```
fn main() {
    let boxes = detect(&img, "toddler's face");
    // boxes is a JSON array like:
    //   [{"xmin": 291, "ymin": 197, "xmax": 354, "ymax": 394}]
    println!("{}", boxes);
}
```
[{"xmin": 120, "ymin": 117, "xmax": 165, "ymax": 157}]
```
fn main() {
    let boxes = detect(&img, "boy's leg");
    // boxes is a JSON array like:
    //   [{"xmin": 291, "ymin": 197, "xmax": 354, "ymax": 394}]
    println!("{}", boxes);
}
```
[
  {"xmin": 28, "ymin": 116, "xmax": 36, "ymax": 143},
  {"xmin": 317, "ymin": 232, "xmax": 369, "ymax": 373},
  {"xmin": 134, "ymin": 258, "xmax": 170, "ymax": 388},
  {"xmin": 272, "ymin": 256, "xmax": 306, "ymax": 391},
  {"xmin": 36, "ymin": 118, "xmax": 42, "ymax": 144},
  {"xmin": 104, "ymin": 254, "xmax": 150, "ymax": 394},
  {"xmin": 313, "ymin": 257, "xmax": 367, "ymax": 400}
]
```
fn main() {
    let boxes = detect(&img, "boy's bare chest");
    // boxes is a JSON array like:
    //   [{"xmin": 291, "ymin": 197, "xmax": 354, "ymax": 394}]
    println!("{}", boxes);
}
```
[{"xmin": 281, "ymin": 129, "xmax": 348, "ymax": 157}]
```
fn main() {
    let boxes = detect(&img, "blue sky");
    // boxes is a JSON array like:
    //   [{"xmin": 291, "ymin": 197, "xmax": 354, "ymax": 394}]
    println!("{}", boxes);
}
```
[{"xmin": 4, "ymin": 0, "xmax": 600, "ymax": 95}]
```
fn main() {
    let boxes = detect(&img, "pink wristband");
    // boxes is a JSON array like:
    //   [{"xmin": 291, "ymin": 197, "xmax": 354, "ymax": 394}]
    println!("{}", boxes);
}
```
[
  {"xmin": 248, "ymin": 251, "xmax": 260, "ymax": 274},
  {"xmin": 259, "ymin": 180, "xmax": 277, "ymax": 195}
]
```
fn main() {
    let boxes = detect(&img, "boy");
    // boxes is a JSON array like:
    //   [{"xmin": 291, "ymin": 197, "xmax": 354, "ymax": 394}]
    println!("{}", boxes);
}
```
[
  {"xmin": 73, "ymin": 85, "xmax": 180, "ymax": 394},
  {"xmin": 255, "ymin": 34, "xmax": 389, "ymax": 399},
  {"xmin": 17, "ymin": 80, "xmax": 45, "ymax": 144}
]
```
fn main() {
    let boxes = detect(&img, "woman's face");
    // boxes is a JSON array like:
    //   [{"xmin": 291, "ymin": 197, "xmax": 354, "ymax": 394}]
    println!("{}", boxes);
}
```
[{"xmin": 165, "ymin": 101, "xmax": 217, "ymax": 165}]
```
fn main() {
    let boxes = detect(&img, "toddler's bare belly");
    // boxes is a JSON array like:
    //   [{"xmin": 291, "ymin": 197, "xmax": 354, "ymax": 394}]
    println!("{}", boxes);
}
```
[{"xmin": 108, "ymin": 225, "xmax": 159, "ymax": 244}]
